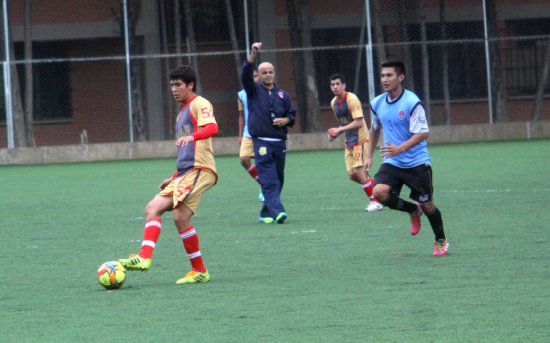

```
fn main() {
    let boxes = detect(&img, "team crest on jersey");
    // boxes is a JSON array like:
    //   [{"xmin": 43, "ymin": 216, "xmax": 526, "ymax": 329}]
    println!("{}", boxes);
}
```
[
  {"xmin": 176, "ymin": 124, "xmax": 192, "ymax": 138},
  {"xmin": 278, "ymin": 91, "xmax": 284, "ymax": 99},
  {"xmin": 399, "ymin": 110, "xmax": 405, "ymax": 119},
  {"xmin": 259, "ymin": 146, "xmax": 267, "ymax": 155}
]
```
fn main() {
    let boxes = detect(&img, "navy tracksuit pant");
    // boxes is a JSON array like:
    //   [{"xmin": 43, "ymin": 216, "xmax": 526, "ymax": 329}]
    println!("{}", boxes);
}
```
[{"xmin": 252, "ymin": 138, "xmax": 286, "ymax": 218}]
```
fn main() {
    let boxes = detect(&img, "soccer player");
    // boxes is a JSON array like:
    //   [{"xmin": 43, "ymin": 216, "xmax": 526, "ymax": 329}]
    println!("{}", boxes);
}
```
[
  {"xmin": 365, "ymin": 60, "xmax": 449, "ymax": 256},
  {"xmin": 118, "ymin": 65, "xmax": 219, "ymax": 283},
  {"xmin": 238, "ymin": 69, "xmax": 264, "ymax": 202},
  {"xmin": 241, "ymin": 42, "xmax": 296, "ymax": 224},
  {"xmin": 327, "ymin": 73, "xmax": 382, "ymax": 212}
]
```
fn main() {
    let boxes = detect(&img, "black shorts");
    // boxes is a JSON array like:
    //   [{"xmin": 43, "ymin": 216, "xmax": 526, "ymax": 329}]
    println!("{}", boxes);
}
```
[{"xmin": 374, "ymin": 163, "xmax": 434, "ymax": 204}]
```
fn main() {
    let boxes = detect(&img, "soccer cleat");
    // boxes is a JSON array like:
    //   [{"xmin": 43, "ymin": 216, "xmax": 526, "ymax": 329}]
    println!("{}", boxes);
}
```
[
  {"xmin": 275, "ymin": 212, "xmax": 287, "ymax": 224},
  {"xmin": 365, "ymin": 201, "xmax": 383, "ymax": 212},
  {"xmin": 433, "ymin": 238, "xmax": 449, "ymax": 256},
  {"xmin": 259, "ymin": 216, "xmax": 274, "ymax": 224},
  {"xmin": 258, "ymin": 192, "xmax": 265, "ymax": 202},
  {"xmin": 176, "ymin": 270, "xmax": 210, "ymax": 284},
  {"xmin": 409, "ymin": 202, "xmax": 423, "ymax": 235},
  {"xmin": 118, "ymin": 254, "xmax": 151, "ymax": 272}
]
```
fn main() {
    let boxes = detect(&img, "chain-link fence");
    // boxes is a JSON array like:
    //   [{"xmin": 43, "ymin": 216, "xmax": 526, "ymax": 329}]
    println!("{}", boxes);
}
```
[{"xmin": 0, "ymin": 0, "xmax": 549, "ymax": 148}]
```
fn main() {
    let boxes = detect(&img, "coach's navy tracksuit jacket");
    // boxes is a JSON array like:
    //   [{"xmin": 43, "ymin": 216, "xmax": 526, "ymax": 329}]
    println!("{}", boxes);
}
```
[{"xmin": 240, "ymin": 60, "xmax": 296, "ymax": 219}]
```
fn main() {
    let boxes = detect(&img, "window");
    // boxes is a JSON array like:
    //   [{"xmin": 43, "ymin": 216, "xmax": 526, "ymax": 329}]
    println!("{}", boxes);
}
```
[
  {"xmin": 0, "ymin": 41, "xmax": 72, "ymax": 123},
  {"xmin": 312, "ymin": 27, "xmax": 369, "ymax": 106},
  {"xmin": 159, "ymin": 0, "xmax": 245, "ymax": 44},
  {"xmin": 502, "ymin": 18, "xmax": 550, "ymax": 96},
  {"xmin": 409, "ymin": 21, "xmax": 487, "ymax": 100}
]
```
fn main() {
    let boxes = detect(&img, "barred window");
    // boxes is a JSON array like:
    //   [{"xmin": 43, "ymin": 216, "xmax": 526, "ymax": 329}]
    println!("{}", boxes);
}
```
[
  {"xmin": 410, "ymin": 21, "xmax": 487, "ymax": 100},
  {"xmin": 159, "ymin": 0, "xmax": 245, "ymax": 44},
  {"xmin": 503, "ymin": 18, "xmax": 550, "ymax": 97},
  {"xmin": 0, "ymin": 41, "xmax": 72, "ymax": 123},
  {"xmin": 312, "ymin": 27, "xmax": 369, "ymax": 106}
]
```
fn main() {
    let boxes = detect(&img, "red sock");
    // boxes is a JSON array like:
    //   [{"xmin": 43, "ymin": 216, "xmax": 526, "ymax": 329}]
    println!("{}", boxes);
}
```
[
  {"xmin": 179, "ymin": 226, "xmax": 206, "ymax": 273},
  {"xmin": 247, "ymin": 164, "xmax": 261, "ymax": 185},
  {"xmin": 139, "ymin": 218, "xmax": 161, "ymax": 259},
  {"xmin": 362, "ymin": 178, "xmax": 376, "ymax": 201}
]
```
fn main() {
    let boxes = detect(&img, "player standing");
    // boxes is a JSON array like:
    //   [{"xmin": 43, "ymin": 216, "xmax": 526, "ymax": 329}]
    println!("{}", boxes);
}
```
[
  {"xmin": 327, "ymin": 73, "xmax": 382, "ymax": 212},
  {"xmin": 119, "ymin": 65, "xmax": 219, "ymax": 283},
  {"xmin": 237, "ymin": 69, "xmax": 264, "ymax": 201},
  {"xmin": 365, "ymin": 60, "xmax": 448, "ymax": 256}
]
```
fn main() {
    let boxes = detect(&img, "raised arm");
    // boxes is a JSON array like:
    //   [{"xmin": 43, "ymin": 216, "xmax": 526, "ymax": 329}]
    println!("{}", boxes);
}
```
[{"xmin": 241, "ymin": 42, "xmax": 262, "ymax": 94}]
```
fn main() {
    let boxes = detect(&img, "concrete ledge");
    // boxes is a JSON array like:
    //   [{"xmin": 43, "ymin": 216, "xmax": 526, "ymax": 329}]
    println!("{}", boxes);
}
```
[{"xmin": 1, "ymin": 120, "xmax": 549, "ymax": 165}]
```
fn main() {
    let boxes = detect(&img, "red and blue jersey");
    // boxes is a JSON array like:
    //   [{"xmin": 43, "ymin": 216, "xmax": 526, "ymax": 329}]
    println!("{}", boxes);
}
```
[{"xmin": 175, "ymin": 95, "xmax": 217, "ymax": 177}]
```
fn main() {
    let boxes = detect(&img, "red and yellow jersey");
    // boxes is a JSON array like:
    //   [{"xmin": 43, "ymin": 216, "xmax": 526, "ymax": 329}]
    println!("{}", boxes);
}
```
[
  {"xmin": 175, "ymin": 95, "xmax": 217, "ymax": 178},
  {"xmin": 330, "ymin": 92, "xmax": 369, "ymax": 148}
]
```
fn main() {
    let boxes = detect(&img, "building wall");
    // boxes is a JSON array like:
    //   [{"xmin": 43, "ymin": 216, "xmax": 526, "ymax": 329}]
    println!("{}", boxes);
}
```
[{"xmin": 1, "ymin": 0, "xmax": 549, "ymax": 148}]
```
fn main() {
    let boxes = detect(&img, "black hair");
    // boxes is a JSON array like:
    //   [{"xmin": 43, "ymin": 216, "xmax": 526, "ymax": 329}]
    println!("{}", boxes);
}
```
[
  {"xmin": 381, "ymin": 60, "xmax": 405, "ymax": 76},
  {"xmin": 169, "ymin": 64, "xmax": 197, "ymax": 92},
  {"xmin": 329, "ymin": 73, "xmax": 346, "ymax": 84}
]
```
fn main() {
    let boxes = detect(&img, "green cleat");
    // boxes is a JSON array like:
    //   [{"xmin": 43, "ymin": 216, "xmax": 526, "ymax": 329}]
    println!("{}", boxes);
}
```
[
  {"xmin": 259, "ymin": 216, "xmax": 274, "ymax": 224},
  {"xmin": 176, "ymin": 270, "xmax": 210, "ymax": 284},
  {"xmin": 118, "ymin": 254, "xmax": 151, "ymax": 272},
  {"xmin": 275, "ymin": 212, "xmax": 287, "ymax": 224}
]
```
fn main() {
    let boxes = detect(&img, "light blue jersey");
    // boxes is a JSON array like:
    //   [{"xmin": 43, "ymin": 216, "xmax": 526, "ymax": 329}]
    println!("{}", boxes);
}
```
[
  {"xmin": 370, "ymin": 89, "xmax": 430, "ymax": 168},
  {"xmin": 238, "ymin": 89, "xmax": 251, "ymax": 138}
]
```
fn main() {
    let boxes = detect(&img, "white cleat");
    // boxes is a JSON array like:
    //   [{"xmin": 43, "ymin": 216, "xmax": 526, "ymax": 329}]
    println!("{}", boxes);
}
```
[{"xmin": 365, "ymin": 201, "xmax": 383, "ymax": 212}]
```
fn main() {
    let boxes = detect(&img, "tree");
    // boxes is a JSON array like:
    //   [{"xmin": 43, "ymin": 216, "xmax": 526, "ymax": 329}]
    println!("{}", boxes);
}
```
[
  {"xmin": 372, "ymin": 0, "xmax": 387, "ymax": 65},
  {"xmin": 532, "ymin": 38, "xmax": 550, "ymax": 121},
  {"xmin": 224, "ymin": 0, "xmax": 242, "ymax": 80},
  {"xmin": 182, "ymin": 0, "xmax": 201, "ymax": 94},
  {"xmin": 485, "ymin": 0, "xmax": 508, "ymax": 122},
  {"xmin": 285, "ymin": 0, "xmax": 321, "ymax": 132},
  {"xmin": 440, "ymin": 0, "xmax": 451, "ymax": 124},
  {"xmin": 419, "ymin": 0, "xmax": 431, "ymax": 123},
  {"xmin": 158, "ymin": 0, "xmax": 175, "ymax": 139},
  {"xmin": 173, "ymin": 0, "xmax": 183, "ymax": 67},
  {"xmin": 23, "ymin": 0, "xmax": 34, "ymax": 146},
  {"xmin": 398, "ymin": 0, "xmax": 415, "ymax": 92}
]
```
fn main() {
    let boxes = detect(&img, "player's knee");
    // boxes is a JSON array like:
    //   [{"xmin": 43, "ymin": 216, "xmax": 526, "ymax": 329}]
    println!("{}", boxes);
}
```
[
  {"xmin": 422, "ymin": 202, "xmax": 435, "ymax": 214},
  {"xmin": 240, "ymin": 156, "xmax": 251, "ymax": 168},
  {"xmin": 173, "ymin": 210, "xmax": 192, "ymax": 229},
  {"xmin": 373, "ymin": 185, "xmax": 389, "ymax": 202},
  {"xmin": 348, "ymin": 170, "xmax": 360, "ymax": 182},
  {"xmin": 144, "ymin": 201, "xmax": 159, "ymax": 218}
]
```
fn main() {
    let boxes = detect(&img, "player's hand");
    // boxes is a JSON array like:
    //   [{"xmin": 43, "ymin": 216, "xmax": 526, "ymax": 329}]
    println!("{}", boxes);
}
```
[
  {"xmin": 238, "ymin": 137, "xmax": 243, "ymax": 146},
  {"xmin": 380, "ymin": 141, "xmax": 403, "ymax": 158},
  {"xmin": 327, "ymin": 128, "xmax": 339, "ymax": 139},
  {"xmin": 159, "ymin": 178, "xmax": 172, "ymax": 190},
  {"xmin": 273, "ymin": 117, "xmax": 289, "ymax": 127},
  {"xmin": 251, "ymin": 42, "xmax": 262, "ymax": 53},
  {"xmin": 364, "ymin": 158, "xmax": 373, "ymax": 175},
  {"xmin": 176, "ymin": 135, "xmax": 195, "ymax": 147}
]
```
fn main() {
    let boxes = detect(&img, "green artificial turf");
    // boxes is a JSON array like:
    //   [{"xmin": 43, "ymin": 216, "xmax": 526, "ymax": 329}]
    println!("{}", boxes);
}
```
[{"xmin": 1, "ymin": 140, "xmax": 549, "ymax": 342}]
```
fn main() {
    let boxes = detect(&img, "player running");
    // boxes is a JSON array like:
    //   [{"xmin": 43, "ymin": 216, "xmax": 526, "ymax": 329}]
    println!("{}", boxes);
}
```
[
  {"xmin": 365, "ymin": 60, "xmax": 448, "ymax": 256},
  {"xmin": 327, "ymin": 73, "xmax": 382, "ymax": 212}
]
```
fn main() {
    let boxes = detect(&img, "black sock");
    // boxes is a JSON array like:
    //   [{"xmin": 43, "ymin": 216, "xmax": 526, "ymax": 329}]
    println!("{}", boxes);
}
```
[
  {"xmin": 425, "ymin": 207, "xmax": 446, "ymax": 241},
  {"xmin": 381, "ymin": 192, "xmax": 417, "ymax": 213}
]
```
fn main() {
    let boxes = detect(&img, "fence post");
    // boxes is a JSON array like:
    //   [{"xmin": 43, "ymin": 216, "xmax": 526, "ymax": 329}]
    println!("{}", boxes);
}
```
[
  {"xmin": 482, "ymin": 0, "xmax": 494, "ymax": 124},
  {"xmin": 365, "ymin": 0, "xmax": 375, "ymax": 101},
  {"xmin": 123, "ymin": 0, "xmax": 134, "ymax": 142},
  {"xmin": 2, "ymin": 0, "xmax": 14, "ymax": 148}
]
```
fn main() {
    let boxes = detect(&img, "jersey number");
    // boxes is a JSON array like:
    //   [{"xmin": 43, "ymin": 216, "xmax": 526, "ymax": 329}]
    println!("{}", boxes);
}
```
[{"xmin": 201, "ymin": 107, "xmax": 213, "ymax": 119}]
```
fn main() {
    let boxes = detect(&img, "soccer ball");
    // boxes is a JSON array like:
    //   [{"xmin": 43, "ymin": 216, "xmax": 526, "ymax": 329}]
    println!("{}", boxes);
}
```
[{"xmin": 97, "ymin": 261, "xmax": 126, "ymax": 289}]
